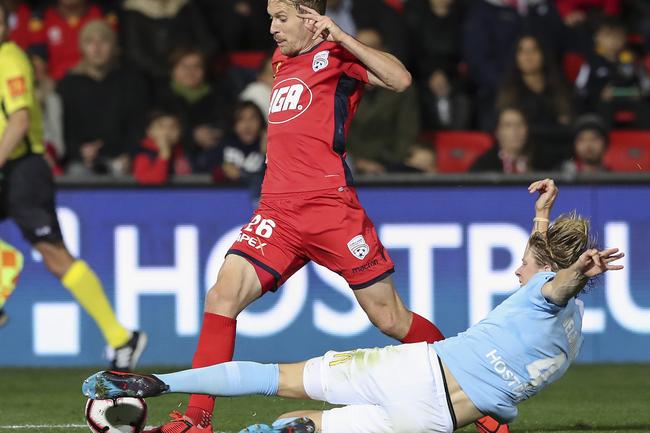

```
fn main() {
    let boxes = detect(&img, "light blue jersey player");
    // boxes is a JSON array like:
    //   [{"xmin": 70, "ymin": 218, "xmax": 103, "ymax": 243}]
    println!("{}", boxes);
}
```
[
  {"xmin": 433, "ymin": 271, "xmax": 584, "ymax": 423},
  {"xmin": 82, "ymin": 180, "xmax": 625, "ymax": 433}
]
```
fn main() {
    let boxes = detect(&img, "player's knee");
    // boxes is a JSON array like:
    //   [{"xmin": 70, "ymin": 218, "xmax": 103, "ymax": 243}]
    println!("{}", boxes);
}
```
[
  {"xmin": 368, "ymin": 308, "xmax": 401, "ymax": 337},
  {"xmin": 204, "ymin": 284, "xmax": 242, "ymax": 316},
  {"xmin": 204, "ymin": 277, "xmax": 259, "ymax": 317}
]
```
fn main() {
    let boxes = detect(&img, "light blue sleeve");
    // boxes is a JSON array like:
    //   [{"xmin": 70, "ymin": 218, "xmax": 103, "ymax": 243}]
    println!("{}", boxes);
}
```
[{"xmin": 526, "ymin": 272, "xmax": 562, "ymax": 313}]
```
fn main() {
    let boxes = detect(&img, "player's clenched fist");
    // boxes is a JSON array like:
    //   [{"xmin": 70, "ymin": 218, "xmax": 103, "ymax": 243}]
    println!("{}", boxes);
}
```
[{"xmin": 297, "ymin": 5, "xmax": 347, "ymax": 42}]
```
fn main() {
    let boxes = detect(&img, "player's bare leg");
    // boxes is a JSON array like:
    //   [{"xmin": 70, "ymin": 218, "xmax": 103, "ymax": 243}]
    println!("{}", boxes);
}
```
[
  {"xmin": 354, "ymin": 276, "xmax": 444, "ymax": 343},
  {"xmin": 353, "ymin": 276, "xmax": 411, "ymax": 338},
  {"xmin": 152, "ymin": 254, "xmax": 263, "ymax": 433},
  {"xmin": 34, "ymin": 241, "xmax": 146, "ymax": 371}
]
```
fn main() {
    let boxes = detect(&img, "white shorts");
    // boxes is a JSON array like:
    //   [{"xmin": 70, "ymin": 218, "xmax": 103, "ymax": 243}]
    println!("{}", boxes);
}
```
[{"xmin": 303, "ymin": 342, "xmax": 455, "ymax": 433}]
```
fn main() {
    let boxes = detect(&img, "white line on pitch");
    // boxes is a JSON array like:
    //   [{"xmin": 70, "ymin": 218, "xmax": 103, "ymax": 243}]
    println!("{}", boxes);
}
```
[
  {"xmin": 0, "ymin": 426, "xmax": 228, "ymax": 432},
  {"xmin": 0, "ymin": 425, "xmax": 87, "ymax": 429}
]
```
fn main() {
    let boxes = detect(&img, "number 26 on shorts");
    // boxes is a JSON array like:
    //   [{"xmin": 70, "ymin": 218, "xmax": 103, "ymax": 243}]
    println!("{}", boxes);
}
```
[{"xmin": 243, "ymin": 214, "xmax": 276, "ymax": 239}]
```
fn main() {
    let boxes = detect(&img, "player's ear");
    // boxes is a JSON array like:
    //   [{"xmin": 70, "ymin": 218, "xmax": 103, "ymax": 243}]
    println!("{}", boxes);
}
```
[{"xmin": 543, "ymin": 264, "xmax": 552, "ymax": 272}]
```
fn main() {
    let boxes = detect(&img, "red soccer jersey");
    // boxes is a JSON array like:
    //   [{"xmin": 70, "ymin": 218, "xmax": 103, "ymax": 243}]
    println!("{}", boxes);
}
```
[{"xmin": 263, "ymin": 41, "xmax": 369, "ymax": 194}]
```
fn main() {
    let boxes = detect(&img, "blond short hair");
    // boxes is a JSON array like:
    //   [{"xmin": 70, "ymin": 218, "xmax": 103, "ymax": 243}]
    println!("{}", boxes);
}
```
[{"xmin": 528, "ymin": 212, "xmax": 595, "ymax": 271}]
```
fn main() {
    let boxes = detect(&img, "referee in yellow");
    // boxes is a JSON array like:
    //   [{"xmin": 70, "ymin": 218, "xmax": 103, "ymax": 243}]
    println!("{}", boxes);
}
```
[{"xmin": 0, "ymin": 1, "xmax": 146, "ymax": 371}]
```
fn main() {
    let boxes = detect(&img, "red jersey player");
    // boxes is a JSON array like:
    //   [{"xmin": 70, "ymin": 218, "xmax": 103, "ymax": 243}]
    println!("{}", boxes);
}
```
[{"xmin": 148, "ymin": 2, "xmax": 506, "ymax": 433}]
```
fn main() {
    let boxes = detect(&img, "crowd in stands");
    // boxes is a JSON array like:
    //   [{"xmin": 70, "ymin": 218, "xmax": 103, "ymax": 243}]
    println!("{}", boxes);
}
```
[{"xmin": 5, "ymin": 0, "xmax": 650, "ymax": 188}]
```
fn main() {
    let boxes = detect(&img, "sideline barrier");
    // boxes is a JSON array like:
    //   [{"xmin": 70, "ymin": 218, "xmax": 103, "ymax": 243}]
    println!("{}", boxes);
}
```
[{"xmin": 0, "ymin": 182, "xmax": 649, "ymax": 365}]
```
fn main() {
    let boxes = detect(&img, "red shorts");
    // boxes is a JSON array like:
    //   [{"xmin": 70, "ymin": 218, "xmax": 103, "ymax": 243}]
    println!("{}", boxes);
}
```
[{"xmin": 228, "ymin": 186, "xmax": 395, "ymax": 293}]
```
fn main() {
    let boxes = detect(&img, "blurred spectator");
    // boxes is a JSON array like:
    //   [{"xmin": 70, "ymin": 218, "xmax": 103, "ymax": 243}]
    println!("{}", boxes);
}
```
[
  {"xmin": 157, "ymin": 47, "xmax": 231, "ymax": 174},
  {"xmin": 471, "ymin": 107, "xmax": 533, "ymax": 173},
  {"xmin": 206, "ymin": 0, "xmax": 273, "ymax": 52},
  {"xmin": 462, "ymin": 0, "xmax": 565, "ymax": 129},
  {"xmin": 575, "ymin": 17, "xmax": 650, "ymax": 127},
  {"xmin": 419, "ymin": 68, "xmax": 471, "ymax": 131},
  {"xmin": 221, "ymin": 101, "xmax": 267, "ymax": 205},
  {"xmin": 348, "ymin": 29, "xmax": 420, "ymax": 174},
  {"xmin": 121, "ymin": 0, "xmax": 216, "ymax": 86},
  {"xmin": 497, "ymin": 34, "xmax": 572, "ymax": 131},
  {"xmin": 326, "ymin": 0, "xmax": 357, "ymax": 36},
  {"xmin": 32, "ymin": 54, "xmax": 65, "ymax": 174},
  {"xmin": 57, "ymin": 20, "xmax": 149, "ymax": 176},
  {"xmin": 29, "ymin": 0, "xmax": 117, "ymax": 81},
  {"xmin": 324, "ymin": 0, "xmax": 408, "ymax": 62},
  {"xmin": 404, "ymin": 141, "xmax": 437, "ymax": 173},
  {"xmin": 561, "ymin": 113, "xmax": 610, "ymax": 173},
  {"xmin": 403, "ymin": 0, "xmax": 464, "ymax": 81},
  {"xmin": 5, "ymin": 0, "xmax": 31, "ymax": 49},
  {"xmin": 133, "ymin": 110, "xmax": 191, "ymax": 185},
  {"xmin": 239, "ymin": 56, "xmax": 273, "ymax": 121},
  {"xmin": 556, "ymin": 0, "xmax": 620, "ymax": 26}
]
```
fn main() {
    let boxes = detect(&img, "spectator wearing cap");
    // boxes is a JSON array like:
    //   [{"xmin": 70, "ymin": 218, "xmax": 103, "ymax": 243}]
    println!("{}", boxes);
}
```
[{"xmin": 561, "ymin": 114, "xmax": 610, "ymax": 173}]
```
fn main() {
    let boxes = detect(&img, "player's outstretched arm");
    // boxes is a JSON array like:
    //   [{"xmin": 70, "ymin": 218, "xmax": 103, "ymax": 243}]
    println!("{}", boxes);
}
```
[
  {"xmin": 297, "ymin": 5, "xmax": 411, "ymax": 92},
  {"xmin": 541, "ymin": 247, "xmax": 624, "ymax": 306},
  {"xmin": 528, "ymin": 178, "xmax": 558, "ymax": 234}
]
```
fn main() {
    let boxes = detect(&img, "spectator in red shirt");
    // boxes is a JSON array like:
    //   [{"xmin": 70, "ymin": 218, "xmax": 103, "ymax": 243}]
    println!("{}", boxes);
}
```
[
  {"xmin": 133, "ymin": 111, "xmax": 191, "ymax": 185},
  {"xmin": 556, "ymin": 0, "xmax": 620, "ymax": 27},
  {"xmin": 29, "ymin": 0, "xmax": 117, "ymax": 81},
  {"xmin": 5, "ymin": 0, "xmax": 31, "ymax": 49}
]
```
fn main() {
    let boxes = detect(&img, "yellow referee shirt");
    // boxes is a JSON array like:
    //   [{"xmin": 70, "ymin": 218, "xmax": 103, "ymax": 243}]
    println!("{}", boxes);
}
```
[{"xmin": 0, "ymin": 41, "xmax": 44, "ymax": 159}]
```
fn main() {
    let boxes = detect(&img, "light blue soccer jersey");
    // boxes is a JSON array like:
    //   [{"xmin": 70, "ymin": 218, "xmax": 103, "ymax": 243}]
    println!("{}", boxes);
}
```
[{"xmin": 433, "ymin": 272, "xmax": 584, "ymax": 422}]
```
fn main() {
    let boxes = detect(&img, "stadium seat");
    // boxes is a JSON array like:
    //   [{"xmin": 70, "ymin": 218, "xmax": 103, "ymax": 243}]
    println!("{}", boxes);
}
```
[
  {"xmin": 604, "ymin": 130, "xmax": 650, "ymax": 171},
  {"xmin": 424, "ymin": 131, "xmax": 493, "ymax": 173}
]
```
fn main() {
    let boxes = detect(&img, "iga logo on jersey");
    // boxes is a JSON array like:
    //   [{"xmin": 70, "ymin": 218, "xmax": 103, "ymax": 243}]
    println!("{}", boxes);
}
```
[
  {"xmin": 347, "ymin": 235, "xmax": 370, "ymax": 260},
  {"xmin": 312, "ymin": 50, "xmax": 329, "ymax": 72},
  {"xmin": 268, "ymin": 77, "xmax": 313, "ymax": 124}
]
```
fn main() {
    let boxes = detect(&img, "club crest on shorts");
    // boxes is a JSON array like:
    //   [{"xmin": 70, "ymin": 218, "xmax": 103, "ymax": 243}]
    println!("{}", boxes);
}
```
[
  {"xmin": 347, "ymin": 235, "xmax": 370, "ymax": 260},
  {"xmin": 312, "ymin": 50, "xmax": 329, "ymax": 72}
]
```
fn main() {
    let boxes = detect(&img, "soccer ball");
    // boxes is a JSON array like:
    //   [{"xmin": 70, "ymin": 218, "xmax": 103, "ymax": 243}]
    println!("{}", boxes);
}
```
[{"xmin": 85, "ymin": 397, "xmax": 147, "ymax": 433}]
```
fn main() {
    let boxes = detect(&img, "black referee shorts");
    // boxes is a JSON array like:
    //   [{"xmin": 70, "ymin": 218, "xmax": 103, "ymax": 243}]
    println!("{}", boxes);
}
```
[{"xmin": 1, "ymin": 154, "xmax": 63, "ymax": 244}]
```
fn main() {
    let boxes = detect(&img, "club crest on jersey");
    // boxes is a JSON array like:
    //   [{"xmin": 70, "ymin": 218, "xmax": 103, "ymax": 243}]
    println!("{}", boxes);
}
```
[
  {"xmin": 312, "ymin": 50, "xmax": 329, "ymax": 72},
  {"xmin": 268, "ymin": 77, "xmax": 313, "ymax": 124},
  {"xmin": 347, "ymin": 235, "xmax": 370, "ymax": 260}
]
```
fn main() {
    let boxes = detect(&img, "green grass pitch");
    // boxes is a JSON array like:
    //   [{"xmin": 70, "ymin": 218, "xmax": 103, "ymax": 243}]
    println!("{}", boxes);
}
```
[{"xmin": 0, "ymin": 364, "xmax": 648, "ymax": 433}]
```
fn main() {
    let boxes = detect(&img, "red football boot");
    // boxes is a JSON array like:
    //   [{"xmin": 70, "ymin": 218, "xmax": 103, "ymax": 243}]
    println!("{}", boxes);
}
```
[
  {"xmin": 475, "ymin": 415, "xmax": 510, "ymax": 433},
  {"xmin": 144, "ymin": 411, "xmax": 213, "ymax": 433}
]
